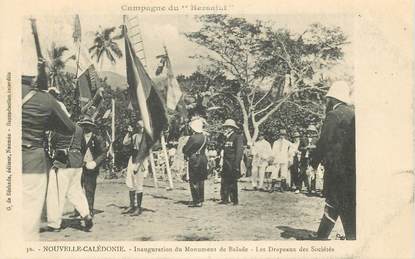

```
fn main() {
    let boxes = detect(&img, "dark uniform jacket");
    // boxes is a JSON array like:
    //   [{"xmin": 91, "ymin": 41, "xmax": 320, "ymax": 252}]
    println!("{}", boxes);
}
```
[
  {"xmin": 183, "ymin": 133, "xmax": 208, "ymax": 182},
  {"xmin": 221, "ymin": 132, "xmax": 244, "ymax": 179},
  {"xmin": 299, "ymin": 136, "xmax": 319, "ymax": 169},
  {"xmin": 22, "ymin": 84, "xmax": 76, "ymax": 174},
  {"xmin": 50, "ymin": 125, "xmax": 85, "ymax": 169},
  {"xmin": 311, "ymin": 103, "xmax": 355, "ymax": 208},
  {"xmin": 81, "ymin": 133, "xmax": 107, "ymax": 173}
]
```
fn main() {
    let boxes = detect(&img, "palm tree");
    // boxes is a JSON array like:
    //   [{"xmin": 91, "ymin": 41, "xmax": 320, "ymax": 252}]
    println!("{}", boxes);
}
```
[
  {"xmin": 47, "ymin": 42, "xmax": 76, "ymax": 88},
  {"xmin": 89, "ymin": 26, "xmax": 123, "ymax": 69}
]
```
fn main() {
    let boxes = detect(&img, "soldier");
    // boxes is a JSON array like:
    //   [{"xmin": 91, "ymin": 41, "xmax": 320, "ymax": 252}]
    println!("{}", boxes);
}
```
[
  {"xmin": 183, "ymin": 118, "xmax": 208, "ymax": 207},
  {"xmin": 219, "ymin": 119, "xmax": 244, "ymax": 205},
  {"xmin": 121, "ymin": 121, "xmax": 148, "ymax": 216},
  {"xmin": 289, "ymin": 131, "xmax": 302, "ymax": 193},
  {"xmin": 251, "ymin": 135, "xmax": 272, "ymax": 191},
  {"xmin": 21, "ymin": 76, "xmax": 76, "ymax": 240},
  {"xmin": 298, "ymin": 125, "xmax": 319, "ymax": 193},
  {"xmin": 46, "ymin": 123, "xmax": 93, "ymax": 232},
  {"xmin": 311, "ymin": 81, "xmax": 355, "ymax": 240},
  {"xmin": 78, "ymin": 116, "xmax": 107, "ymax": 216}
]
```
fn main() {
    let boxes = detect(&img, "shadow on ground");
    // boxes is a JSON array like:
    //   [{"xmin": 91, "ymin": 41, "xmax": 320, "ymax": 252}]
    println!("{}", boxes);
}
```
[{"xmin": 276, "ymin": 226, "xmax": 317, "ymax": 240}]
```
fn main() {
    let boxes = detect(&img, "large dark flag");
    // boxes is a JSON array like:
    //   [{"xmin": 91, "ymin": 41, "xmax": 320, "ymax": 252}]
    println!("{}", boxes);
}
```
[{"xmin": 125, "ymin": 31, "xmax": 168, "ymax": 164}]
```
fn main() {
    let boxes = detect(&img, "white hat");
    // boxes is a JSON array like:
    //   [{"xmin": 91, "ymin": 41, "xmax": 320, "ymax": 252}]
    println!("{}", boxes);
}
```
[
  {"xmin": 326, "ymin": 81, "xmax": 351, "ymax": 104},
  {"xmin": 190, "ymin": 118, "xmax": 204, "ymax": 133},
  {"xmin": 137, "ymin": 120, "xmax": 144, "ymax": 127},
  {"xmin": 222, "ymin": 119, "xmax": 239, "ymax": 129},
  {"xmin": 307, "ymin": 125, "xmax": 318, "ymax": 132}
]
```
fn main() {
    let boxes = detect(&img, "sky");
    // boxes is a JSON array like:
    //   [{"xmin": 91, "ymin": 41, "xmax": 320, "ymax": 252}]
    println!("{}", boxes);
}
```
[{"xmin": 21, "ymin": 14, "xmax": 353, "ymax": 77}]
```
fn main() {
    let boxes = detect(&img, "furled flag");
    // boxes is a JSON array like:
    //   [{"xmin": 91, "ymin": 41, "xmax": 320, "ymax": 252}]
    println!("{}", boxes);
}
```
[
  {"xmin": 73, "ymin": 14, "xmax": 82, "ymax": 43},
  {"xmin": 155, "ymin": 47, "xmax": 183, "ymax": 110},
  {"xmin": 124, "ymin": 28, "xmax": 168, "ymax": 164}
]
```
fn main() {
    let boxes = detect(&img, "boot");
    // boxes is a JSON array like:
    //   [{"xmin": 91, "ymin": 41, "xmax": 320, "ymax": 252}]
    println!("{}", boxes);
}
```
[
  {"xmin": 269, "ymin": 179, "xmax": 276, "ymax": 193},
  {"xmin": 316, "ymin": 206, "xmax": 338, "ymax": 240},
  {"xmin": 122, "ymin": 191, "xmax": 136, "ymax": 214},
  {"xmin": 130, "ymin": 192, "xmax": 143, "ymax": 216},
  {"xmin": 83, "ymin": 214, "xmax": 94, "ymax": 231},
  {"xmin": 281, "ymin": 179, "xmax": 287, "ymax": 192}
]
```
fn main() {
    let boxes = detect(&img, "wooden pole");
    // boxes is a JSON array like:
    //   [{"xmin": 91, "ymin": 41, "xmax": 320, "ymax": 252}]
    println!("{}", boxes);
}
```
[
  {"xmin": 161, "ymin": 134, "xmax": 174, "ymax": 189},
  {"xmin": 149, "ymin": 148, "xmax": 158, "ymax": 189},
  {"xmin": 111, "ymin": 99, "xmax": 115, "ymax": 172}
]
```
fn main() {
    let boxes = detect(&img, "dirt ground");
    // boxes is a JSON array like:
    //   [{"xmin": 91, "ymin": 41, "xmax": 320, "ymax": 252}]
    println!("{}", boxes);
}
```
[{"xmin": 39, "ymin": 177, "xmax": 344, "ymax": 241}]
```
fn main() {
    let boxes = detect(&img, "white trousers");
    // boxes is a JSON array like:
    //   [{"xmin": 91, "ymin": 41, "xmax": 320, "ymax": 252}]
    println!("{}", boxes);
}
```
[
  {"xmin": 125, "ymin": 157, "xmax": 146, "ymax": 193},
  {"xmin": 271, "ymin": 163, "xmax": 290, "ymax": 185},
  {"xmin": 251, "ymin": 160, "xmax": 267, "ymax": 188},
  {"xmin": 47, "ymin": 168, "xmax": 90, "ymax": 229},
  {"xmin": 22, "ymin": 173, "xmax": 47, "ymax": 241}
]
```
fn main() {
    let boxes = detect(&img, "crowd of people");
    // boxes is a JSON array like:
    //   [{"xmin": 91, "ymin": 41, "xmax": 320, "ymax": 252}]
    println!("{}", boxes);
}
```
[
  {"xmin": 22, "ymin": 72, "xmax": 355, "ymax": 240},
  {"xmin": 166, "ymin": 80, "xmax": 356, "ymax": 240}
]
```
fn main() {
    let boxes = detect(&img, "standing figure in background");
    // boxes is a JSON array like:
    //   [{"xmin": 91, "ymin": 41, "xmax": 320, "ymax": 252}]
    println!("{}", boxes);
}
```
[
  {"xmin": 243, "ymin": 145, "xmax": 253, "ymax": 178},
  {"xmin": 311, "ymin": 81, "xmax": 355, "ymax": 240},
  {"xmin": 183, "ymin": 118, "xmax": 208, "ymax": 207},
  {"xmin": 219, "ymin": 119, "xmax": 244, "ymax": 205},
  {"xmin": 299, "ymin": 125, "xmax": 319, "ymax": 194},
  {"xmin": 271, "ymin": 129, "xmax": 294, "ymax": 192},
  {"xmin": 290, "ymin": 131, "xmax": 302, "ymax": 193},
  {"xmin": 171, "ymin": 126, "xmax": 190, "ymax": 180},
  {"xmin": 207, "ymin": 144, "xmax": 218, "ymax": 178},
  {"xmin": 251, "ymin": 135, "xmax": 272, "ymax": 191},
  {"xmin": 78, "ymin": 116, "xmax": 106, "ymax": 216},
  {"xmin": 121, "ymin": 121, "xmax": 148, "ymax": 216},
  {"xmin": 21, "ymin": 76, "xmax": 76, "ymax": 240}
]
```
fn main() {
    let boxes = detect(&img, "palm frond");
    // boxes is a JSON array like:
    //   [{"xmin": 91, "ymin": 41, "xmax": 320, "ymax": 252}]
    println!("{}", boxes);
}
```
[
  {"xmin": 105, "ymin": 49, "xmax": 116, "ymax": 64},
  {"xmin": 110, "ymin": 42, "xmax": 123, "ymax": 58},
  {"xmin": 103, "ymin": 27, "xmax": 116, "ymax": 40}
]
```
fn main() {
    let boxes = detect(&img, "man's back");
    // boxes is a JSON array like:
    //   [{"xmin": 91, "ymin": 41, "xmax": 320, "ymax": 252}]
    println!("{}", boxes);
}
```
[{"xmin": 22, "ymin": 84, "xmax": 75, "ymax": 174}]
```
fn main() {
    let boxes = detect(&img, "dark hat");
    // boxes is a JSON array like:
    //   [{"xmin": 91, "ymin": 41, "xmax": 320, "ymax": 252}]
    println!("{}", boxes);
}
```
[{"xmin": 78, "ymin": 116, "xmax": 96, "ymax": 127}]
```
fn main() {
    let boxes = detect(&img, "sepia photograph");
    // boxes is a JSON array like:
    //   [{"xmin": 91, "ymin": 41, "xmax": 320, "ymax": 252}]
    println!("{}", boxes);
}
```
[{"xmin": 20, "ymin": 13, "xmax": 356, "ymax": 242}]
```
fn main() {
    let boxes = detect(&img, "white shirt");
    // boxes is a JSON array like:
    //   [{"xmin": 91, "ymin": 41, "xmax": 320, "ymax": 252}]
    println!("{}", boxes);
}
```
[
  {"xmin": 252, "ymin": 139, "xmax": 272, "ymax": 161},
  {"xmin": 84, "ymin": 132, "xmax": 94, "ymax": 162},
  {"xmin": 272, "ymin": 138, "xmax": 294, "ymax": 164}
]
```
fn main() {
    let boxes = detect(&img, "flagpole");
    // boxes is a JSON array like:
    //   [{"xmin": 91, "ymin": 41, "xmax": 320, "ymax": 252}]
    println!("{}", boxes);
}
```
[
  {"xmin": 161, "ymin": 134, "xmax": 174, "ymax": 189},
  {"xmin": 149, "ymin": 149, "xmax": 158, "ymax": 189},
  {"xmin": 111, "ymin": 98, "xmax": 116, "ymax": 173}
]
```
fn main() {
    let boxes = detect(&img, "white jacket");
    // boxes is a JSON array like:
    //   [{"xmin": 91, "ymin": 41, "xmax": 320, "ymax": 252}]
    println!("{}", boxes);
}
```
[
  {"xmin": 252, "ymin": 139, "xmax": 272, "ymax": 162},
  {"xmin": 272, "ymin": 138, "xmax": 294, "ymax": 164}
]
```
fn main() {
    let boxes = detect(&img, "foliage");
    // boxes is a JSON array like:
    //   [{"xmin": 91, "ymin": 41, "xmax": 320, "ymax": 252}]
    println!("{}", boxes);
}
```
[
  {"xmin": 89, "ymin": 26, "xmax": 123, "ymax": 68},
  {"xmin": 185, "ymin": 15, "xmax": 350, "ymax": 144},
  {"xmin": 46, "ymin": 42, "xmax": 76, "ymax": 89}
]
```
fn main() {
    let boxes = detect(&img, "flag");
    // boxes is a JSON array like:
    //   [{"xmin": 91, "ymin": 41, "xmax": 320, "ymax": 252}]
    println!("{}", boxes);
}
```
[
  {"xmin": 73, "ymin": 14, "xmax": 82, "ymax": 43},
  {"xmin": 156, "ymin": 49, "xmax": 183, "ymax": 110},
  {"xmin": 77, "ymin": 64, "xmax": 101, "ymax": 105},
  {"xmin": 124, "ymin": 30, "xmax": 168, "ymax": 164},
  {"xmin": 155, "ymin": 54, "xmax": 167, "ymax": 76}
]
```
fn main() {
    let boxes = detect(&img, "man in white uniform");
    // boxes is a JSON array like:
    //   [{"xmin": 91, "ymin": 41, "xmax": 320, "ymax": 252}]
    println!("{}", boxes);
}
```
[
  {"xmin": 46, "ymin": 125, "xmax": 93, "ymax": 231},
  {"xmin": 251, "ymin": 135, "xmax": 272, "ymax": 191},
  {"xmin": 271, "ymin": 129, "xmax": 294, "ymax": 191}
]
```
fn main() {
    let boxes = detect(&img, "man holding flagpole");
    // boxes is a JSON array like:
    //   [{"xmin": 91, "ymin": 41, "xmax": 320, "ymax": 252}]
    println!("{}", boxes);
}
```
[
  {"xmin": 122, "ymin": 121, "xmax": 148, "ymax": 216},
  {"xmin": 123, "ymin": 21, "xmax": 169, "ymax": 187}
]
